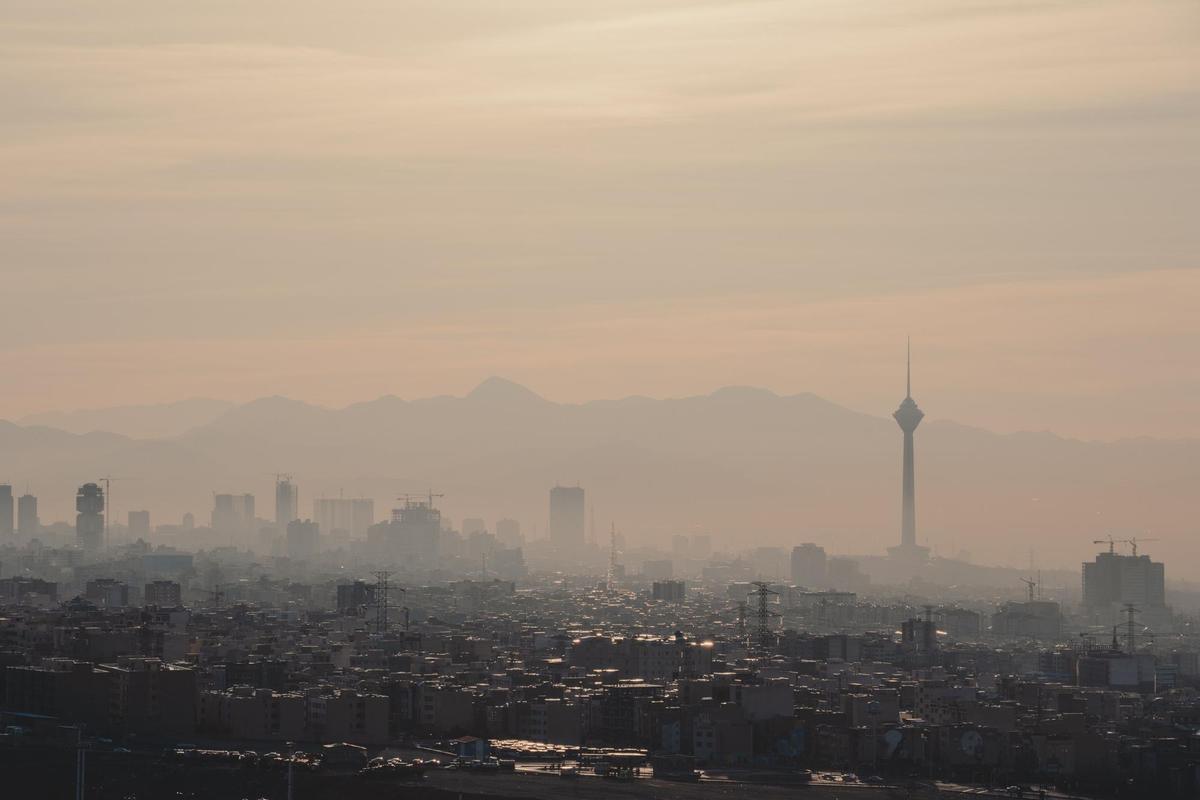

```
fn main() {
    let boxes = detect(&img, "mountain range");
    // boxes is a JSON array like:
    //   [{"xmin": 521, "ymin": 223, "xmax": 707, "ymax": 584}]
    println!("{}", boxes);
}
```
[{"xmin": 2, "ymin": 377, "xmax": 1196, "ymax": 573}]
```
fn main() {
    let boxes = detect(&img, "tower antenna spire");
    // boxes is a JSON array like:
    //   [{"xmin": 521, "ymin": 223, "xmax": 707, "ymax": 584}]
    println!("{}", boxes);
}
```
[{"xmin": 906, "ymin": 336, "xmax": 911, "ymax": 398}]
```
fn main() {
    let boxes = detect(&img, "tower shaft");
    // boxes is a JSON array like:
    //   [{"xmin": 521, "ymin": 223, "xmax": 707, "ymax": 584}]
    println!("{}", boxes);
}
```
[{"xmin": 902, "ymin": 429, "xmax": 916, "ymax": 547}]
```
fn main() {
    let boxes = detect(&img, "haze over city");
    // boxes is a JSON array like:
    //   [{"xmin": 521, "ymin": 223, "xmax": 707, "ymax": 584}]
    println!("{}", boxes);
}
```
[
  {"xmin": 4, "ymin": 374, "xmax": 1200, "ymax": 577},
  {"xmin": 2, "ymin": 2, "xmax": 1200, "ymax": 798}
]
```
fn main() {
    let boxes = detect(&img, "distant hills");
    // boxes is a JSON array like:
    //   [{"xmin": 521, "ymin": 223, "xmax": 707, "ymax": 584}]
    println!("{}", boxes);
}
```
[
  {"xmin": 3, "ymin": 378, "xmax": 1197, "ymax": 573},
  {"xmin": 20, "ymin": 398, "xmax": 234, "ymax": 439}
]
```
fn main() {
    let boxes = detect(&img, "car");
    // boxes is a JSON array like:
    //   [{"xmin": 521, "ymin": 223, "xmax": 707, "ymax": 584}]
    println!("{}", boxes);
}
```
[{"xmin": 865, "ymin": 775, "xmax": 884, "ymax": 785}]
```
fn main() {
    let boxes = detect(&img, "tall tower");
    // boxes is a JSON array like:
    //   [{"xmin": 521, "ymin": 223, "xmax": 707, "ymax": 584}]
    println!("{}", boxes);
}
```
[
  {"xmin": 17, "ymin": 492, "xmax": 39, "ymax": 536},
  {"xmin": 549, "ymin": 485, "xmax": 585, "ymax": 553},
  {"xmin": 275, "ymin": 475, "xmax": 298, "ymax": 528},
  {"xmin": 889, "ymin": 341, "xmax": 929, "ymax": 562},
  {"xmin": 76, "ymin": 483, "xmax": 105, "ymax": 551},
  {"xmin": 0, "ymin": 484, "xmax": 12, "ymax": 537}
]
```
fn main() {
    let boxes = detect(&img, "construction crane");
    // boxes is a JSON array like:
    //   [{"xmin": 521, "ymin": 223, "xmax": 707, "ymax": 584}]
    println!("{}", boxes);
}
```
[
  {"xmin": 1124, "ymin": 536, "xmax": 1159, "ymax": 557},
  {"xmin": 398, "ymin": 491, "xmax": 444, "ymax": 506},
  {"xmin": 97, "ymin": 475, "xmax": 136, "ymax": 549},
  {"xmin": 1092, "ymin": 535, "xmax": 1160, "ymax": 558},
  {"xmin": 1019, "ymin": 577, "xmax": 1037, "ymax": 603}
]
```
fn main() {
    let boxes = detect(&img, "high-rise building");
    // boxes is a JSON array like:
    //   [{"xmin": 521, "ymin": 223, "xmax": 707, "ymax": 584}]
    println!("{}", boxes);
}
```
[
  {"xmin": 285, "ymin": 519, "xmax": 320, "ymax": 560},
  {"xmin": 888, "ymin": 342, "xmax": 930, "ymax": 562},
  {"xmin": 275, "ymin": 477, "xmax": 298, "ymax": 528},
  {"xmin": 182, "ymin": 512, "xmax": 195, "ymax": 530},
  {"xmin": 791, "ymin": 543, "xmax": 828, "ymax": 588},
  {"xmin": 76, "ymin": 483, "xmax": 105, "ymax": 551},
  {"xmin": 212, "ymin": 493, "xmax": 255, "ymax": 536},
  {"xmin": 145, "ymin": 580, "xmax": 183, "ymax": 607},
  {"xmin": 366, "ymin": 497, "xmax": 442, "ymax": 568},
  {"xmin": 1083, "ymin": 550, "xmax": 1166, "ymax": 612},
  {"xmin": 313, "ymin": 497, "xmax": 374, "ymax": 539},
  {"xmin": 128, "ymin": 510, "xmax": 151, "ymax": 539},
  {"xmin": 0, "ymin": 485, "xmax": 12, "ymax": 536},
  {"xmin": 17, "ymin": 493, "xmax": 38, "ymax": 536},
  {"xmin": 549, "ymin": 485, "xmax": 585, "ymax": 552},
  {"xmin": 652, "ymin": 580, "xmax": 686, "ymax": 602}
]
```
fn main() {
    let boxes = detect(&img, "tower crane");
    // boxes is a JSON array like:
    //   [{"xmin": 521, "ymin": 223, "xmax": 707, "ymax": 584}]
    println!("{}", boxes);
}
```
[
  {"xmin": 398, "ymin": 492, "xmax": 445, "ymax": 506},
  {"xmin": 1093, "ymin": 536, "xmax": 1118, "ymax": 555},
  {"xmin": 1019, "ymin": 577, "xmax": 1038, "ymax": 603},
  {"xmin": 97, "ymin": 475, "xmax": 136, "ymax": 549},
  {"xmin": 1124, "ymin": 536, "xmax": 1159, "ymax": 557}
]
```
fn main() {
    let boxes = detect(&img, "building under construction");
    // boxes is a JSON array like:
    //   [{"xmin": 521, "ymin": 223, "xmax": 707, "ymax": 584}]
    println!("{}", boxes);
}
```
[
  {"xmin": 76, "ymin": 482, "xmax": 104, "ymax": 551},
  {"xmin": 1082, "ymin": 544, "xmax": 1166, "ymax": 627},
  {"xmin": 366, "ymin": 495, "xmax": 442, "ymax": 569}
]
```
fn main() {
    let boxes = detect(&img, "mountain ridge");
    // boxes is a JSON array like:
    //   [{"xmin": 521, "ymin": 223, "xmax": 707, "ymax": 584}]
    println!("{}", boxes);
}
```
[{"xmin": 3, "ymin": 378, "xmax": 1197, "ymax": 574}]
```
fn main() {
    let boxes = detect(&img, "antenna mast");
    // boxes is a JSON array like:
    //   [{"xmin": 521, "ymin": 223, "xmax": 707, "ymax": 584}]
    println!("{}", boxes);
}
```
[{"xmin": 906, "ymin": 336, "xmax": 911, "ymax": 398}]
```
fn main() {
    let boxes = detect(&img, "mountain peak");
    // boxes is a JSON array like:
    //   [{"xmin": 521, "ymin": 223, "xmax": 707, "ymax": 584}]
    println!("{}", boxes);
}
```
[
  {"xmin": 466, "ymin": 377, "xmax": 547, "ymax": 404},
  {"xmin": 708, "ymin": 385, "xmax": 779, "ymax": 401}
]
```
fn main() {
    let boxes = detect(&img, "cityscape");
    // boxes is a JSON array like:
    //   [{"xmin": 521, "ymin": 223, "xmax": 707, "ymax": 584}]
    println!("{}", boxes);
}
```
[
  {"xmin": 0, "ymin": 358, "xmax": 1195, "ymax": 799},
  {"xmin": 5, "ymin": 1, "xmax": 1199, "ymax": 799}
]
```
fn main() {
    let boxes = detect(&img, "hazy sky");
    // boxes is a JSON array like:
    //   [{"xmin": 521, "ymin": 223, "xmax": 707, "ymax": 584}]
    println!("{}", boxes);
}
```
[{"xmin": 4, "ymin": 1, "xmax": 1199, "ymax": 439}]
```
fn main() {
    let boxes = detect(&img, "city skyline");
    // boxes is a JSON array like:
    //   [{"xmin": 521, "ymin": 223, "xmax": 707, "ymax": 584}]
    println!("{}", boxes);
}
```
[
  {"xmin": 1, "ymin": 367, "xmax": 1196, "ymax": 578},
  {"xmin": 3, "ymin": 2, "xmax": 1199, "ymax": 796}
]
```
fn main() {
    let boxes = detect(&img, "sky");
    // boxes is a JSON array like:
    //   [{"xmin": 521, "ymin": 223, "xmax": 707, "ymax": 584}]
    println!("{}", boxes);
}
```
[{"xmin": 3, "ymin": 1, "xmax": 1199, "ymax": 439}]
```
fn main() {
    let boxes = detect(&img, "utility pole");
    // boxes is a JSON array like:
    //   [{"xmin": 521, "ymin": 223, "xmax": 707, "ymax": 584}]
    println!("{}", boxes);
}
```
[{"xmin": 750, "ymin": 581, "xmax": 778, "ymax": 653}]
